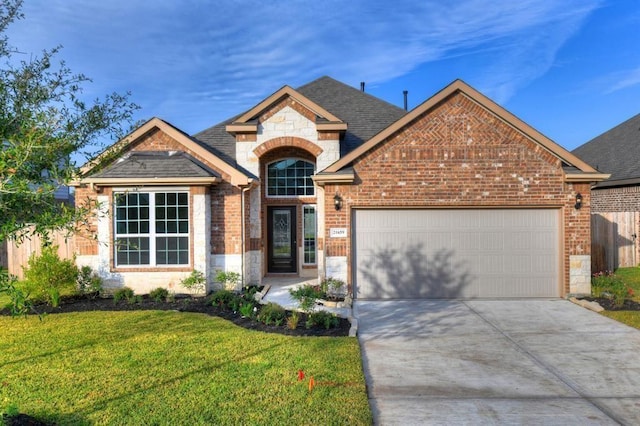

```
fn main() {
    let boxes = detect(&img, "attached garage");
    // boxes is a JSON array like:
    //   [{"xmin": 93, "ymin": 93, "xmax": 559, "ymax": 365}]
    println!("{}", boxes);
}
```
[{"xmin": 353, "ymin": 209, "xmax": 560, "ymax": 299}]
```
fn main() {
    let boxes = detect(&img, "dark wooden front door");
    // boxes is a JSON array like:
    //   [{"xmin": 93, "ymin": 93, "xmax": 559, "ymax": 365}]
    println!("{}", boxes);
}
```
[{"xmin": 267, "ymin": 206, "xmax": 297, "ymax": 273}]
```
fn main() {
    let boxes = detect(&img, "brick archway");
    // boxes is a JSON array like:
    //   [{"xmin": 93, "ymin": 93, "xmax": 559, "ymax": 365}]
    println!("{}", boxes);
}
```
[{"xmin": 253, "ymin": 137, "xmax": 323, "ymax": 159}]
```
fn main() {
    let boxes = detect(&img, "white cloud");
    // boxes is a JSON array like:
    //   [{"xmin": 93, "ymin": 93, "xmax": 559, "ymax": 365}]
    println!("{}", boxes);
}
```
[
  {"xmin": 603, "ymin": 66, "xmax": 640, "ymax": 94},
  {"xmin": 5, "ymin": 0, "xmax": 602, "ymax": 131}
]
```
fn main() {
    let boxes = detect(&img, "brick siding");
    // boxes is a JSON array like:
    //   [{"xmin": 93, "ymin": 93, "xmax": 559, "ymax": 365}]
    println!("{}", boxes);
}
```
[
  {"xmin": 592, "ymin": 185, "xmax": 640, "ymax": 213},
  {"xmin": 323, "ymin": 92, "xmax": 591, "ymax": 295}
]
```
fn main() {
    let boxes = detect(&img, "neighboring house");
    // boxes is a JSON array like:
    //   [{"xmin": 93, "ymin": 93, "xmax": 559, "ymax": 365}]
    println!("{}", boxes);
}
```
[
  {"xmin": 73, "ymin": 76, "xmax": 607, "ymax": 298},
  {"xmin": 573, "ymin": 113, "xmax": 640, "ymax": 271}
]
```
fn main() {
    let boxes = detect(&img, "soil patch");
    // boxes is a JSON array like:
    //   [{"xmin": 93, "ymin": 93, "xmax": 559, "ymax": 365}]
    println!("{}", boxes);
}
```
[{"xmin": 0, "ymin": 294, "xmax": 351, "ymax": 337}]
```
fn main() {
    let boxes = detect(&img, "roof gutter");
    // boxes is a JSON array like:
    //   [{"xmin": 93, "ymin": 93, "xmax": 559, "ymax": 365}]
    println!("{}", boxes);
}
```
[
  {"xmin": 73, "ymin": 176, "xmax": 221, "ymax": 189},
  {"xmin": 564, "ymin": 173, "xmax": 610, "ymax": 183},
  {"xmin": 311, "ymin": 171, "xmax": 355, "ymax": 186}
]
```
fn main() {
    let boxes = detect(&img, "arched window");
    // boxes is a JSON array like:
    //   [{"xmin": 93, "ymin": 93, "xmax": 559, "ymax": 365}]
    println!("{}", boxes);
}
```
[{"xmin": 267, "ymin": 159, "xmax": 315, "ymax": 196}]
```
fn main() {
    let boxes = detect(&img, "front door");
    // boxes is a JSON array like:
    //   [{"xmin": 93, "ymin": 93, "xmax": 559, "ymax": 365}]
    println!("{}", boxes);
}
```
[{"xmin": 267, "ymin": 206, "xmax": 297, "ymax": 273}]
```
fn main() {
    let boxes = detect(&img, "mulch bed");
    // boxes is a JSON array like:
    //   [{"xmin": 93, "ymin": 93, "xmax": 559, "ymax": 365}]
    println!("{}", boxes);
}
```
[
  {"xmin": 0, "ymin": 293, "xmax": 351, "ymax": 337},
  {"xmin": 582, "ymin": 297, "xmax": 640, "ymax": 311}
]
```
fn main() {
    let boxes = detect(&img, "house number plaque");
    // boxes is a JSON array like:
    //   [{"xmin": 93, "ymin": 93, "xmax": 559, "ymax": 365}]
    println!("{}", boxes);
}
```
[{"xmin": 330, "ymin": 228, "xmax": 347, "ymax": 238}]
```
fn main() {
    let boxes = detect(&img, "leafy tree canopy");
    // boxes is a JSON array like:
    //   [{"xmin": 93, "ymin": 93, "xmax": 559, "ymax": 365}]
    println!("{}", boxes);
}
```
[{"xmin": 0, "ymin": 0, "xmax": 138, "ymax": 242}]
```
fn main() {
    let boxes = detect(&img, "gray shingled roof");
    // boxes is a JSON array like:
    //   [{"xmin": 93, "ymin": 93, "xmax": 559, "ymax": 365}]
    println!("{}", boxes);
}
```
[
  {"xmin": 193, "ymin": 76, "xmax": 407, "ymax": 166},
  {"xmin": 572, "ymin": 113, "xmax": 640, "ymax": 186},
  {"xmin": 296, "ymin": 77, "xmax": 407, "ymax": 156},
  {"xmin": 92, "ymin": 151, "xmax": 219, "ymax": 179}
]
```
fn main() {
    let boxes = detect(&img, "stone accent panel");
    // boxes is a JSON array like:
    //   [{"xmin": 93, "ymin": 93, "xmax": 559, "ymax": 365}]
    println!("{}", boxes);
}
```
[{"xmin": 570, "ymin": 255, "xmax": 592, "ymax": 295}]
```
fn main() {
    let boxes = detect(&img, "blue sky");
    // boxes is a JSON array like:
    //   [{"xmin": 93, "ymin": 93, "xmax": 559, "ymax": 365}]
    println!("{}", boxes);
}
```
[{"xmin": 5, "ymin": 0, "xmax": 640, "ymax": 154}]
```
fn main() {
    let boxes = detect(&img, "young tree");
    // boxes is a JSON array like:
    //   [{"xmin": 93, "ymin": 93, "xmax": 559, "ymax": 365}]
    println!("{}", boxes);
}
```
[{"xmin": 0, "ymin": 0, "xmax": 138, "ymax": 243}]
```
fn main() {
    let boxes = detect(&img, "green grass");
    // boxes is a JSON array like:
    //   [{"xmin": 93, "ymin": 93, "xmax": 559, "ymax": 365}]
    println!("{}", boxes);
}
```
[
  {"xmin": 0, "ymin": 311, "xmax": 371, "ymax": 425},
  {"xmin": 601, "ymin": 310, "xmax": 640, "ymax": 329},
  {"xmin": 0, "ymin": 293, "xmax": 8, "ymax": 308},
  {"xmin": 598, "ymin": 267, "xmax": 640, "ymax": 330},
  {"xmin": 614, "ymin": 267, "xmax": 640, "ymax": 301}
]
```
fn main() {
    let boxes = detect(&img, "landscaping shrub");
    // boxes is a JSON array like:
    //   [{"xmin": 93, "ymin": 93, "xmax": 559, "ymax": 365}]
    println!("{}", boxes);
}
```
[
  {"xmin": 289, "ymin": 284, "xmax": 324, "ymax": 313},
  {"xmin": 215, "ymin": 270, "xmax": 240, "ymax": 291},
  {"xmin": 239, "ymin": 303, "xmax": 256, "ymax": 318},
  {"xmin": 149, "ymin": 287, "xmax": 169, "ymax": 302},
  {"xmin": 22, "ymin": 246, "xmax": 78, "ymax": 307},
  {"xmin": 0, "ymin": 269, "xmax": 31, "ymax": 316},
  {"xmin": 113, "ymin": 287, "xmax": 135, "ymax": 304},
  {"xmin": 210, "ymin": 289, "xmax": 235, "ymax": 309},
  {"xmin": 286, "ymin": 311, "xmax": 300, "ymax": 330},
  {"xmin": 77, "ymin": 266, "xmax": 103, "ymax": 298},
  {"xmin": 322, "ymin": 277, "xmax": 346, "ymax": 296},
  {"xmin": 306, "ymin": 311, "xmax": 339, "ymax": 330},
  {"xmin": 592, "ymin": 271, "xmax": 634, "ymax": 307},
  {"xmin": 257, "ymin": 302, "xmax": 286, "ymax": 325},
  {"xmin": 180, "ymin": 270, "xmax": 206, "ymax": 294}
]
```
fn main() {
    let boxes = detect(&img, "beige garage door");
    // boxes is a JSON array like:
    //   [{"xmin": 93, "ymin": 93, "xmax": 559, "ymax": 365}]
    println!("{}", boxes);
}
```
[{"xmin": 353, "ymin": 209, "xmax": 560, "ymax": 299}]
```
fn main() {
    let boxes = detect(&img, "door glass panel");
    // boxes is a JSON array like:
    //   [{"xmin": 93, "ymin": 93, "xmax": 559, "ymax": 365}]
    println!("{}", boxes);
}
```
[{"xmin": 273, "ymin": 210, "xmax": 291, "ymax": 258}]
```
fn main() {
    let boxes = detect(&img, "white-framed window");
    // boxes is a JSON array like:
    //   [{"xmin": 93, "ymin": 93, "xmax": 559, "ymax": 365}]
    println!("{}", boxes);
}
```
[
  {"xmin": 114, "ymin": 190, "xmax": 189, "ymax": 267},
  {"xmin": 303, "ymin": 205, "xmax": 316, "ymax": 264},
  {"xmin": 266, "ymin": 159, "xmax": 315, "ymax": 197}
]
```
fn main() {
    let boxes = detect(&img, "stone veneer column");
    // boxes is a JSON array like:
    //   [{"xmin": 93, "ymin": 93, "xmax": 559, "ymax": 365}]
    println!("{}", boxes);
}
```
[
  {"xmin": 570, "ymin": 255, "xmax": 591, "ymax": 295},
  {"xmin": 192, "ymin": 192, "xmax": 210, "ymax": 288}
]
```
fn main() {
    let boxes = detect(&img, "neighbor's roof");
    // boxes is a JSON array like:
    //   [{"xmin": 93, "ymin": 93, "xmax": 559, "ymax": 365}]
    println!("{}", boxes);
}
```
[
  {"xmin": 572, "ymin": 113, "xmax": 640, "ymax": 188},
  {"xmin": 193, "ymin": 76, "xmax": 407, "ymax": 163}
]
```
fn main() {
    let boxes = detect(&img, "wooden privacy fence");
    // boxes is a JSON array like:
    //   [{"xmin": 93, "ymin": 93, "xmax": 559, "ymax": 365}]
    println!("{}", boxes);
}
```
[
  {"xmin": 0, "ymin": 229, "xmax": 76, "ymax": 279},
  {"xmin": 591, "ymin": 212, "xmax": 639, "ymax": 273}
]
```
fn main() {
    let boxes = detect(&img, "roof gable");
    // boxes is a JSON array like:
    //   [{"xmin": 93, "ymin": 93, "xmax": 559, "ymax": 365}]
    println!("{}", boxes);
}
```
[
  {"xmin": 324, "ymin": 80, "xmax": 606, "ymax": 182},
  {"xmin": 80, "ymin": 117, "xmax": 252, "ymax": 186},
  {"xmin": 230, "ymin": 85, "xmax": 343, "ymax": 125},
  {"xmin": 194, "ymin": 76, "xmax": 406, "ymax": 161},
  {"xmin": 573, "ymin": 113, "xmax": 640, "ymax": 186}
]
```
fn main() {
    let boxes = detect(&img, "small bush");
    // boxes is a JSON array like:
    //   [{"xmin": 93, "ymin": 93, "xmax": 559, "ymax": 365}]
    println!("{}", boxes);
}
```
[
  {"xmin": 215, "ymin": 270, "xmax": 240, "ymax": 291},
  {"xmin": 286, "ymin": 311, "xmax": 300, "ymax": 330},
  {"xmin": 289, "ymin": 284, "xmax": 324, "ymax": 313},
  {"xmin": 306, "ymin": 311, "xmax": 339, "ymax": 330},
  {"xmin": 322, "ymin": 277, "xmax": 346, "ymax": 296},
  {"xmin": 592, "ymin": 271, "xmax": 633, "ymax": 307},
  {"xmin": 210, "ymin": 290, "xmax": 235, "ymax": 308},
  {"xmin": 0, "ymin": 270, "xmax": 31, "ymax": 316},
  {"xmin": 181, "ymin": 270, "xmax": 206, "ymax": 294},
  {"xmin": 113, "ymin": 287, "xmax": 135, "ymax": 304},
  {"xmin": 239, "ymin": 303, "xmax": 256, "ymax": 318},
  {"xmin": 77, "ymin": 266, "xmax": 103, "ymax": 298},
  {"xmin": 22, "ymin": 246, "xmax": 79, "ymax": 307},
  {"xmin": 257, "ymin": 302, "xmax": 286, "ymax": 325},
  {"xmin": 149, "ymin": 287, "xmax": 169, "ymax": 302}
]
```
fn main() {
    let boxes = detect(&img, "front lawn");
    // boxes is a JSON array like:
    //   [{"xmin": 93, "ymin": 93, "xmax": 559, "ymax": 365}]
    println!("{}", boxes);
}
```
[
  {"xmin": 0, "ymin": 311, "xmax": 371, "ymax": 425},
  {"xmin": 598, "ymin": 267, "xmax": 640, "ymax": 330},
  {"xmin": 613, "ymin": 267, "xmax": 640, "ymax": 302}
]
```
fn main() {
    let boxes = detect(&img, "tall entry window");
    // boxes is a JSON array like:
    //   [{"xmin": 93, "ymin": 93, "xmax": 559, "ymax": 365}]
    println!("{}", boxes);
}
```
[
  {"xmin": 303, "ymin": 205, "xmax": 316, "ymax": 264},
  {"xmin": 267, "ymin": 159, "xmax": 315, "ymax": 196},
  {"xmin": 114, "ymin": 191, "xmax": 189, "ymax": 267}
]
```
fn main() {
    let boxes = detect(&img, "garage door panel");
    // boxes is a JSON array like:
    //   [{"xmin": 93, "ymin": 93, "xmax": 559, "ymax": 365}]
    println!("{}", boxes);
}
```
[{"xmin": 354, "ymin": 209, "xmax": 560, "ymax": 299}]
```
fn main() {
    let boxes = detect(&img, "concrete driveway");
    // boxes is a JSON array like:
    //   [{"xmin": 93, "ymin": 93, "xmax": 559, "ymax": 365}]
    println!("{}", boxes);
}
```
[{"xmin": 355, "ymin": 299, "xmax": 640, "ymax": 425}]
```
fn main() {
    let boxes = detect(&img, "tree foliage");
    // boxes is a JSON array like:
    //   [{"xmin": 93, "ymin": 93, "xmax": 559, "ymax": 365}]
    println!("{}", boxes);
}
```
[{"xmin": 0, "ymin": 0, "xmax": 138, "ymax": 242}]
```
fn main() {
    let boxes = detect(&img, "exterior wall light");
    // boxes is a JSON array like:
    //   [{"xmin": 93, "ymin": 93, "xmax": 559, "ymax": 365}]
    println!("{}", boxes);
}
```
[
  {"xmin": 574, "ymin": 193, "xmax": 583, "ymax": 210},
  {"xmin": 334, "ymin": 193, "xmax": 343, "ymax": 211}
]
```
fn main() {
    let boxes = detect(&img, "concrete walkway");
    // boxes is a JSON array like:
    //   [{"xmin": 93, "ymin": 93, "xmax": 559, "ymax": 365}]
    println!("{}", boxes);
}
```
[
  {"xmin": 260, "ymin": 276, "xmax": 352, "ymax": 318},
  {"xmin": 355, "ymin": 299, "xmax": 640, "ymax": 425}
]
